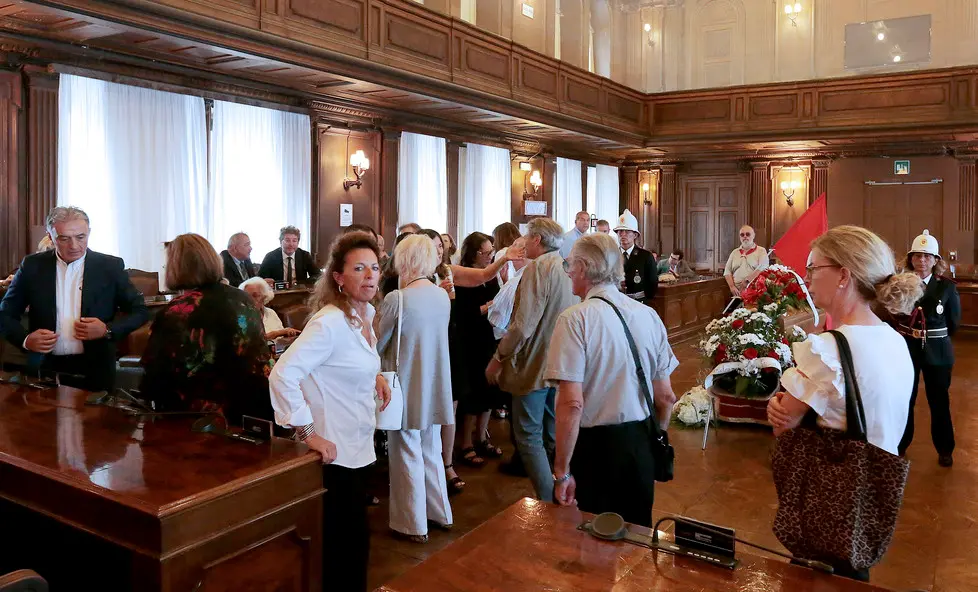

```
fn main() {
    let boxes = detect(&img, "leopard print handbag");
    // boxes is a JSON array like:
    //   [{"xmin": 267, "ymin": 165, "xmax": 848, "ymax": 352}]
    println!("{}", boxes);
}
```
[{"xmin": 771, "ymin": 330, "xmax": 910, "ymax": 571}]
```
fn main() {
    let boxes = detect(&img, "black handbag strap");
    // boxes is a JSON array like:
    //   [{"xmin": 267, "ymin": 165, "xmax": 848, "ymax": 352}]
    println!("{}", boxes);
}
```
[
  {"xmin": 826, "ymin": 330, "xmax": 869, "ymax": 441},
  {"xmin": 591, "ymin": 296, "xmax": 665, "ymax": 441}
]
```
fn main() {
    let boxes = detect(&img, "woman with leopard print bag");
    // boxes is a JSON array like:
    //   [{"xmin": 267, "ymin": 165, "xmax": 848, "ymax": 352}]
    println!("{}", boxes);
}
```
[{"xmin": 766, "ymin": 226, "xmax": 921, "ymax": 581}]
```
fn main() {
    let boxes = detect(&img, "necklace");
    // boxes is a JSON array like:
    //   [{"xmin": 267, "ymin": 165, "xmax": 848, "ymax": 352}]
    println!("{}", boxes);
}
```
[{"xmin": 404, "ymin": 277, "xmax": 428, "ymax": 287}]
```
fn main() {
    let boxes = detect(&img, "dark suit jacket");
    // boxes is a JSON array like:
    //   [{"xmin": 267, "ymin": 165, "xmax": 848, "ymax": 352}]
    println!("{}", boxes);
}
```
[
  {"xmin": 258, "ymin": 247, "xmax": 320, "ymax": 283},
  {"xmin": 894, "ymin": 275, "xmax": 961, "ymax": 367},
  {"xmin": 0, "ymin": 249, "xmax": 150, "ymax": 388},
  {"xmin": 221, "ymin": 250, "xmax": 256, "ymax": 287},
  {"xmin": 622, "ymin": 246, "xmax": 659, "ymax": 304}
]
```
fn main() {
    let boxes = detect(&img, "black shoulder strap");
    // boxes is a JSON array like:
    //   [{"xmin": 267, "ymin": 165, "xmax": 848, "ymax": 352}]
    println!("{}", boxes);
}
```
[
  {"xmin": 591, "ymin": 296, "xmax": 665, "ymax": 440},
  {"xmin": 826, "ymin": 330, "xmax": 868, "ymax": 441}
]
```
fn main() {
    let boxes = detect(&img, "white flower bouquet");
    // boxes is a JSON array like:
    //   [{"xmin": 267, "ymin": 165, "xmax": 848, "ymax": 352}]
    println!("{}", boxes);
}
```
[{"xmin": 673, "ymin": 386, "xmax": 713, "ymax": 427}]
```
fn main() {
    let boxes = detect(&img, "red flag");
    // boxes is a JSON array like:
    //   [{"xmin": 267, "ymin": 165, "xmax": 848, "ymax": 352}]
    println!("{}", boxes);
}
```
[{"xmin": 772, "ymin": 194, "xmax": 828, "ymax": 275}]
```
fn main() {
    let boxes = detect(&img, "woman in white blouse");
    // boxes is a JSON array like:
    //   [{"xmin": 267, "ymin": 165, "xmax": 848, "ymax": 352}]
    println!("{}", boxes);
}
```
[
  {"xmin": 269, "ymin": 231, "xmax": 391, "ymax": 592},
  {"xmin": 767, "ymin": 225, "xmax": 922, "ymax": 580},
  {"xmin": 239, "ymin": 277, "xmax": 299, "ymax": 341}
]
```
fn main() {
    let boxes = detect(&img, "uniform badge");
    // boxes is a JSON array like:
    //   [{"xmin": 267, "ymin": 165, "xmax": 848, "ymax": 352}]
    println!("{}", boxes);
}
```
[
  {"xmin": 633, "ymin": 271, "xmax": 641, "ymax": 284},
  {"xmin": 936, "ymin": 303, "xmax": 944, "ymax": 315}
]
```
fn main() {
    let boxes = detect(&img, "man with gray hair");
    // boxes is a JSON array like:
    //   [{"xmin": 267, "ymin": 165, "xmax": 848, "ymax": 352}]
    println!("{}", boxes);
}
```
[
  {"xmin": 258, "ymin": 225, "xmax": 321, "ymax": 284},
  {"xmin": 0, "ymin": 206, "xmax": 149, "ymax": 390},
  {"xmin": 221, "ymin": 232, "xmax": 257, "ymax": 287},
  {"xmin": 486, "ymin": 217, "xmax": 579, "ymax": 503}
]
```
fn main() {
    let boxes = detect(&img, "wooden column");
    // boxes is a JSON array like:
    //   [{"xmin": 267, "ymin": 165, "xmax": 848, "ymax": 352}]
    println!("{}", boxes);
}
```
[
  {"xmin": 580, "ymin": 162, "xmax": 589, "ymax": 213},
  {"xmin": 0, "ymin": 69, "xmax": 24, "ymax": 274},
  {"xmin": 749, "ymin": 161, "xmax": 772, "ymax": 247},
  {"xmin": 380, "ymin": 130, "xmax": 400, "ymax": 243},
  {"xmin": 659, "ymin": 164, "xmax": 677, "ymax": 255},
  {"xmin": 542, "ymin": 155, "xmax": 556, "ymax": 218},
  {"xmin": 446, "ymin": 140, "xmax": 462, "ymax": 240},
  {"xmin": 811, "ymin": 158, "xmax": 829, "ymax": 203},
  {"xmin": 641, "ymin": 169, "xmax": 660, "ymax": 252},
  {"xmin": 958, "ymin": 156, "xmax": 976, "ymax": 234},
  {"xmin": 620, "ymin": 165, "xmax": 639, "ymax": 216},
  {"xmin": 26, "ymin": 67, "xmax": 57, "ymax": 231}
]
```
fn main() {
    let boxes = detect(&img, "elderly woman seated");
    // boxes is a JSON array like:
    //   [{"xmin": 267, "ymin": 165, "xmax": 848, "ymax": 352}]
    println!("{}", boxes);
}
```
[{"xmin": 240, "ymin": 277, "xmax": 300, "ymax": 341}]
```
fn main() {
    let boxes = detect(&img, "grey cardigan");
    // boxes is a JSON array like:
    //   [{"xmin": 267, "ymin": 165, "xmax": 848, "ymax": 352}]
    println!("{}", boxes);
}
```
[{"xmin": 376, "ymin": 283, "xmax": 454, "ymax": 430}]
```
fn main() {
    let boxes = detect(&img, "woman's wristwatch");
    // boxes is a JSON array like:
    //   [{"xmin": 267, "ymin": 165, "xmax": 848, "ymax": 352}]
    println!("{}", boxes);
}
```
[{"xmin": 552, "ymin": 472, "xmax": 572, "ymax": 483}]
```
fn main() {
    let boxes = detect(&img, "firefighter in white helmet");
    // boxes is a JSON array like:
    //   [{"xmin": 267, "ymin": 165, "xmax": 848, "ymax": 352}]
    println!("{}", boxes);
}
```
[
  {"xmin": 613, "ymin": 209, "xmax": 658, "ymax": 305},
  {"xmin": 894, "ymin": 229, "xmax": 960, "ymax": 467}
]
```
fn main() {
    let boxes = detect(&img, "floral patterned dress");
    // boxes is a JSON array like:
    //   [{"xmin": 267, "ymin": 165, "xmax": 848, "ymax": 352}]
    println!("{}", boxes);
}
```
[{"xmin": 140, "ymin": 282, "xmax": 274, "ymax": 423}]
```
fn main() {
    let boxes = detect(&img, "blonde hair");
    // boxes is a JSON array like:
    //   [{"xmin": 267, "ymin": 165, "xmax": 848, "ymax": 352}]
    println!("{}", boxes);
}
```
[
  {"xmin": 811, "ymin": 225, "xmax": 923, "ymax": 315},
  {"xmin": 308, "ymin": 231, "xmax": 380, "ymax": 327},
  {"xmin": 165, "ymin": 234, "xmax": 223, "ymax": 290},
  {"xmin": 394, "ymin": 234, "xmax": 437, "ymax": 280},
  {"xmin": 570, "ymin": 234, "xmax": 624, "ymax": 285}
]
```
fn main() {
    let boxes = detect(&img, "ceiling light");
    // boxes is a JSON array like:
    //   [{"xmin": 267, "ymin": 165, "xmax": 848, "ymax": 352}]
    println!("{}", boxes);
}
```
[{"xmin": 877, "ymin": 32, "xmax": 885, "ymax": 41}]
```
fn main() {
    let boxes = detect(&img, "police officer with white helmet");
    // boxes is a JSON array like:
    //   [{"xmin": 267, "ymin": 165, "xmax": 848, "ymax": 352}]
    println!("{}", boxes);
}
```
[
  {"xmin": 895, "ymin": 229, "xmax": 961, "ymax": 466},
  {"xmin": 614, "ymin": 209, "xmax": 658, "ymax": 305}
]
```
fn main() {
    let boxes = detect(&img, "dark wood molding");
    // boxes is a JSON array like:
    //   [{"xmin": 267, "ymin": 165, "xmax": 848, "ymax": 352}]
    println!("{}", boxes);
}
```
[
  {"xmin": 380, "ymin": 129, "xmax": 400, "ymax": 242},
  {"xmin": 659, "ymin": 164, "xmax": 677, "ymax": 255},
  {"xmin": 749, "ymin": 162, "xmax": 771, "ymax": 247},
  {"xmin": 0, "ymin": 68, "xmax": 24, "ymax": 274},
  {"xmin": 811, "ymin": 158, "xmax": 830, "ymax": 203},
  {"xmin": 25, "ymin": 66, "xmax": 57, "ymax": 230},
  {"xmin": 446, "ymin": 140, "xmax": 462, "ymax": 240},
  {"xmin": 959, "ymin": 156, "xmax": 977, "ymax": 233}
]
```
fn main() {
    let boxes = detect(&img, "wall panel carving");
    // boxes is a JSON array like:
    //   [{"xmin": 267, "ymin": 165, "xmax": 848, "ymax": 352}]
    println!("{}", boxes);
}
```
[
  {"xmin": 26, "ymin": 69, "xmax": 57, "ymax": 230},
  {"xmin": 960, "ymin": 157, "xmax": 976, "ymax": 232}
]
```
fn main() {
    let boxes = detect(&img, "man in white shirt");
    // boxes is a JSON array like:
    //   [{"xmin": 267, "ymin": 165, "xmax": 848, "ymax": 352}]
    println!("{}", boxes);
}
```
[
  {"xmin": 724, "ymin": 225, "xmax": 769, "ymax": 297},
  {"xmin": 0, "ymin": 206, "xmax": 149, "ymax": 390},
  {"xmin": 558, "ymin": 211, "xmax": 591, "ymax": 259}
]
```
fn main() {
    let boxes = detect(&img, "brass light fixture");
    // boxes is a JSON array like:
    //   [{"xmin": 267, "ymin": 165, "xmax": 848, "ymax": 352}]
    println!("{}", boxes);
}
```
[
  {"xmin": 780, "ymin": 168, "xmax": 802, "ymax": 206},
  {"xmin": 344, "ymin": 149, "xmax": 370, "ymax": 190},
  {"xmin": 784, "ymin": 2, "xmax": 801, "ymax": 27}
]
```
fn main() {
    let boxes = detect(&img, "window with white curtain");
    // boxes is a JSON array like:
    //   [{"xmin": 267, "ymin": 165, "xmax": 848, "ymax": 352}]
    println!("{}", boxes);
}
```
[
  {"xmin": 553, "ymin": 157, "xmax": 582, "ymax": 233},
  {"xmin": 58, "ymin": 74, "xmax": 208, "ymax": 272},
  {"xmin": 457, "ymin": 143, "xmax": 510, "ymax": 241},
  {"xmin": 594, "ymin": 164, "xmax": 620, "ymax": 225},
  {"xmin": 398, "ymin": 132, "xmax": 448, "ymax": 232},
  {"xmin": 208, "ymin": 100, "xmax": 312, "ymax": 259},
  {"xmin": 58, "ymin": 74, "xmax": 312, "ymax": 272}
]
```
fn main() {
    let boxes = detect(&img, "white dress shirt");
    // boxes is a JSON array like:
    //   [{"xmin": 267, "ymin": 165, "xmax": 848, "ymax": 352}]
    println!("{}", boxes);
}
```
[
  {"xmin": 269, "ymin": 304, "xmax": 380, "ymax": 469},
  {"xmin": 54, "ymin": 252, "xmax": 86, "ymax": 356},
  {"xmin": 282, "ymin": 248, "xmax": 295, "ymax": 283},
  {"xmin": 559, "ymin": 227, "xmax": 586, "ymax": 259},
  {"xmin": 262, "ymin": 306, "xmax": 285, "ymax": 335}
]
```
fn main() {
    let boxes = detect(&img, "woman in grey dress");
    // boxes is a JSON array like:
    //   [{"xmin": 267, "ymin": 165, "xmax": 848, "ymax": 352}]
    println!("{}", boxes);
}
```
[{"xmin": 376, "ymin": 234, "xmax": 454, "ymax": 543}]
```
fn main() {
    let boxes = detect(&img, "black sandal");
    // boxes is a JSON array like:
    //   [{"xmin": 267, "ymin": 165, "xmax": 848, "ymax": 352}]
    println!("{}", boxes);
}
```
[
  {"xmin": 445, "ymin": 464, "xmax": 466, "ymax": 496},
  {"xmin": 391, "ymin": 529, "xmax": 428, "ymax": 544},
  {"xmin": 474, "ymin": 436, "xmax": 503, "ymax": 459},
  {"xmin": 459, "ymin": 447, "xmax": 486, "ymax": 467}
]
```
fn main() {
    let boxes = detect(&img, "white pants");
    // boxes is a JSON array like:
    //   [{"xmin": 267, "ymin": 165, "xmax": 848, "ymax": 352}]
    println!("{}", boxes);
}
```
[{"xmin": 388, "ymin": 425, "xmax": 453, "ymax": 536}]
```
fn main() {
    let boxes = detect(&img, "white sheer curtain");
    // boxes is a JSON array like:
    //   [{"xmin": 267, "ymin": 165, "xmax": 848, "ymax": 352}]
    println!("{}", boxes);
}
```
[
  {"xmin": 553, "ymin": 157, "xmax": 582, "ymax": 232},
  {"xmin": 457, "ymin": 143, "xmax": 510, "ymax": 240},
  {"xmin": 208, "ymin": 100, "xmax": 312, "ymax": 258},
  {"xmin": 58, "ymin": 74, "xmax": 208, "ymax": 272},
  {"xmin": 594, "ymin": 164, "xmax": 620, "ymax": 224},
  {"xmin": 398, "ymin": 132, "xmax": 447, "ymax": 232}
]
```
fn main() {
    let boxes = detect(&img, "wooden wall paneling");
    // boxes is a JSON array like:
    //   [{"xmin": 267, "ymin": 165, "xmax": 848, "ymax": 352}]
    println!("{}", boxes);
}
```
[
  {"xmin": 153, "ymin": 0, "xmax": 261, "ymax": 27},
  {"xmin": 451, "ymin": 24, "xmax": 514, "ymax": 98},
  {"xmin": 771, "ymin": 164, "xmax": 811, "ymax": 245},
  {"xmin": 580, "ymin": 162, "xmax": 589, "ymax": 213},
  {"xmin": 659, "ymin": 165, "xmax": 677, "ymax": 255},
  {"xmin": 619, "ymin": 165, "xmax": 639, "ymax": 238},
  {"xmin": 316, "ymin": 127, "xmax": 382, "ymax": 259},
  {"xmin": 811, "ymin": 158, "xmax": 829, "ymax": 201},
  {"xmin": 603, "ymin": 83, "xmax": 646, "ymax": 129},
  {"xmin": 511, "ymin": 46, "xmax": 561, "ymax": 113},
  {"xmin": 446, "ymin": 140, "xmax": 461, "ymax": 240},
  {"xmin": 748, "ymin": 162, "xmax": 771, "ymax": 247},
  {"xmin": 642, "ymin": 169, "xmax": 660, "ymax": 252},
  {"xmin": 380, "ymin": 130, "xmax": 400, "ymax": 244},
  {"xmin": 0, "ymin": 69, "xmax": 24, "ymax": 275},
  {"xmin": 368, "ymin": 0, "xmax": 453, "ymax": 82},
  {"xmin": 542, "ymin": 155, "xmax": 556, "ymax": 220},
  {"xmin": 25, "ymin": 67, "xmax": 57, "ymax": 230},
  {"xmin": 959, "ymin": 157, "xmax": 976, "ymax": 233},
  {"xmin": 558, "ymin": 66, "xmax": 604, "ymax": 126},
  {"xmin": 510, "ymin": 155, "xmax": 544, "ymax": 225},
  {"xmin": 261, "ymin": 0, "xmax": 369, "ymax": 58}
]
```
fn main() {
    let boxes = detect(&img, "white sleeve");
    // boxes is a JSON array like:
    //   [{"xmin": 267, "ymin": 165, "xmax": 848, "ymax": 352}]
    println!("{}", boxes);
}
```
[
  {"xmin": 723, "ymin": 250, "xmax": 735, "ymax": 277},
  {"xmin": 779, "ymin": 334, "xmax": 844, "ymax": 417},
  {"xmin": 268, "ymin": 314, "xmax": 335, "ymax": 428},
  {"xmin": 757, "ymin": 247, "xmax": 770, "ymax": 271}
]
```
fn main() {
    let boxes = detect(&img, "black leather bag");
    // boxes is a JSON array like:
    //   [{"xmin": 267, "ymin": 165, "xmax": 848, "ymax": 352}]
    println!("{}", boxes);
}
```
[{"xmin": 592, "ymin": 296, "xmax": 674, "ymax": 482}]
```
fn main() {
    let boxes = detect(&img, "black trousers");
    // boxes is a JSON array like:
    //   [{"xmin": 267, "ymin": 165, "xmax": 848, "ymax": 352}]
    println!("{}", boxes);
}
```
[
  {"xmin": 571, "ymin": 419, "xmax": 656, "ymax": 528},
  {"xmin": 322, "ymin": 464, "xmax": 371, "ymax": 592},
  {"xmin": 898, "ymin": 351, "xmax": 954, "ymax": 456}
]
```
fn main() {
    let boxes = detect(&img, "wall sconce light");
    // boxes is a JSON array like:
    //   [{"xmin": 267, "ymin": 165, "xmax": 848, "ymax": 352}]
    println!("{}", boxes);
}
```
[
  {"xmin": 784, "ymin": 2, "xmax": 801, "ymax": 27},
  {"xmin": 780, "ymin": 168, "xmax": 801, "ymax": 206},
  {"xmin": 642, "ymin": 182, "xmax": 651, "ymax": 205},
  {"xmin": 344, "ymin": 149, "xmax": 370, "ymax": 190},
  {"xmin": 523, "ymin": 168, "xmax": 543, "ymax": 199},
  {"xmin": 643, "ymin": 22, "xmax": 656, "ymax": 48}
]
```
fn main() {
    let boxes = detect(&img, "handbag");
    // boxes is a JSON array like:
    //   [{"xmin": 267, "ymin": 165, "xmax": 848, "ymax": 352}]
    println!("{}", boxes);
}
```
[
  {"xmin": 592, "ymin": 296, "xmax": 674, "ymax": 482},
  {"xmin": 771, "ymin": 330, "xmax": 910, "ymax": 570},
  {"xmin": 376, "ymin": 290, "xmax": 404, "ymax": 431}
]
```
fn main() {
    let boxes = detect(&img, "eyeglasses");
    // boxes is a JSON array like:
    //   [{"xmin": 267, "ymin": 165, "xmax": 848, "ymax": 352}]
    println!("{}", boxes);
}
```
[
  {"xmin": 739, "ymin": 233, "xmax": 752, "ymax": 238},
  {"xmin": 805, "ymin": 264, "xmax": 841, "ymax": 276},
  {"xmin": 477, "ymin": 249, "xmax": 494, "ymax": 257}
]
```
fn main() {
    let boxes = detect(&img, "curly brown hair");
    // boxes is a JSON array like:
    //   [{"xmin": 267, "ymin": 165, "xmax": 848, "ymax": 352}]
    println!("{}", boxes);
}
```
[{"xmin": 308, "ymin": 231, "xmax": 380, "ymax": 327}]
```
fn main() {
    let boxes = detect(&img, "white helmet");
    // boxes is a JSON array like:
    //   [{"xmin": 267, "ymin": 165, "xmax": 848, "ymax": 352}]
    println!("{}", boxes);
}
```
[
  {"xmin": 614, "ymin": 209, "xmax": 640, "ymax": 234},
  {"xmin": 908, "ymin": 229, "xmax": 941, "ymax": 259}
]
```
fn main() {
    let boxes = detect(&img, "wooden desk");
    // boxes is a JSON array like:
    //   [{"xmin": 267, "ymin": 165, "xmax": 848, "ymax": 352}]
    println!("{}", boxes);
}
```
[
  {"xmin": 650, "ymin": 277, "xmax": 730, "ymax": 343},
  {"xmin": 957, "ymin": 280, "xmax": 978, "ymax": 330},
  {"xmin": 377, "ymin": 499, "xmax": 890, "ymax": 591},
  {"xmin": 0, "ymin": 384, "xmax": 323, "ymax": 591}
]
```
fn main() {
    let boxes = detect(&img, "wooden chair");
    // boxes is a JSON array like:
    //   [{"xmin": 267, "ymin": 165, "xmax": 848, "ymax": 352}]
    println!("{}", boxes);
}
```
[
  {"xmin": 0, "ymin": 570, "xmax": 48, "ymax": 592},
  {"xmin": 279, "ymin": 305, "xmax": 313, "ymax": 331},
  {"xmin": 126, "ymin": 269, "xmax": 159, "ymax": 298}
]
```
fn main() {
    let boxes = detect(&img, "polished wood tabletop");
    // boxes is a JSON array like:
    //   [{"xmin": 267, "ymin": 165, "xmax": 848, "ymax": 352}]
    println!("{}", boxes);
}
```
[{"xmin": 377, "ymin": 498, "xmax": 892, "ymax": 592}]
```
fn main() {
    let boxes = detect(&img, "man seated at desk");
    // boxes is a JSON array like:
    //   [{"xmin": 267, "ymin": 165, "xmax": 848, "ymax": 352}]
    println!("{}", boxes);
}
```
[
  {"xmin": 657, "ymin": 249, "xmax": 697, "ymax": 280},
  {"xmin": 724, "ymin": 225, "xmax": 769, "ymax": 297},
  {"xmin": 614, "ymin": 209, "xmax": 658, "ymax": 304},
  {"xmin": 0, "ymin": 206, "xmax": 149, "ymax": 391},
  {"xmin": 221, "ymin": 232, "xmax": 258, "ymax": 287},
  {"xmin": 258, "ymin": 226, "xmax": 321, "ymax": 285}
]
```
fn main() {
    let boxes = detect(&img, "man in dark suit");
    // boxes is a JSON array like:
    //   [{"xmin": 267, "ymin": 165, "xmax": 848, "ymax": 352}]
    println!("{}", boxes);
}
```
[
  {"xmin": 258, "ymin": 225, "xmax": 321, "ymax": 284},
  {"xmin": 0, "ymin": 206, "xmax": 149, "ymax": 391},
  {"xmin": 221, "ymin": 232, "xmax": 257, "ymax": 287},
  {"xmin": 614, "ymin": 209, "xmax": 658, "ymax": 305}
]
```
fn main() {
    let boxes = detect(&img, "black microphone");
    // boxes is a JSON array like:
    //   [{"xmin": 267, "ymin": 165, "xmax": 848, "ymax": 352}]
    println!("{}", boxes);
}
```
[{"xmin": 652, "ymin": 515, "xmax": 835, "ymax": 575}]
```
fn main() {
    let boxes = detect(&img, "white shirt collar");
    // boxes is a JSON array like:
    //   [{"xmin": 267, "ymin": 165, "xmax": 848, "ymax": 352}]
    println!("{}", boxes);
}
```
[
  {"xmin": 923, "ymin": 274, "xmax": 932, "ymax": 285},
  {"xmin": 621, "ymin": 245, "xmax": 635, "ymax": 257},
  {"xmin": 585, "ymin": 283, "xmax": 618, "ymax": 301},
  {"xmin": 56, "ymin": 250, "xmax": 87, "ymax": 268}
]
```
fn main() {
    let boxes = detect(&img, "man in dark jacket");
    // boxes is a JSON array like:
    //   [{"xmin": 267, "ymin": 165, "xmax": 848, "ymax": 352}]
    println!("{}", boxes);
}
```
[
  {"xmin": 0, "ymin": 206, "xmax": 149, "ymax": 391},
  {"xmin": 258, "ymin": 226, "xmax": 320, "ymax": 284},
  {"xmin": 614, "ymin": 209, "xmax": 658, "ymax": 305},
  {"xmin": 221, "ymin": 232, "xmax": 257, "ymax": 287}
]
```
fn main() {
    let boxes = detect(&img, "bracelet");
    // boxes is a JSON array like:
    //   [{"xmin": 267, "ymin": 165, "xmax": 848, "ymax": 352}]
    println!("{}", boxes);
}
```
[
  {"xmin": 293, "ymin": 423, "xmax": 316, "ymax": 442},
  {"xmin": 552, "ymin": 472, "xmax": 572, "ymax": 483}
]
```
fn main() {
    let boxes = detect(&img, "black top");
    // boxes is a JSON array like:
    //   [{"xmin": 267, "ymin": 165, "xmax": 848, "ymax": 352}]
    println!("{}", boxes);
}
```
[
  {"xmin": 451, "ymin": 280, "xmax": 502, "ymax": 410},
  {"xmin": 894, "ymin": 275, "xmax": 961, "ymax": 366},
  {"xmin": 622, "ymin": 246, "xmax": 659, "ymax": 304},
  {"xmin": 258, "ymin": 247, "xmax": 321, "ymax": 283},
  {"xmin": 221, "ymin": 250, "xmax": 257, "ymax": 287}
]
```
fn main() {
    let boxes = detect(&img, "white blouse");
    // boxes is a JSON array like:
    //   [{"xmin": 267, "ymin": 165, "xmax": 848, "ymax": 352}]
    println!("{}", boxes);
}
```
[
  {"xmin": 262, "ymin": 306, "xmax": 284, "ymax": 335},
  {"xmin": 780, "ymin": 324, "xmax": 913, "ymax": 455},
  {"xmin": 269, "ymin": 304, "xmax": 381, "ymax": 469}
]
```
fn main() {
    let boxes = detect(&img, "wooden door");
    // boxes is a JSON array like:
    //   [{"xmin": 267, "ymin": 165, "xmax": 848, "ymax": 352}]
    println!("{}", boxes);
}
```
[
  {"xmin": 864, "ymin": 182, "xmax": 942, "ymax": 256},
  {"xmin": 686, "ymin": 181, "xmax": 715, "ymax": 270},
  {"xmin": 681, "ymin": 175, "xmax": 748, "ymax": 272}
]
